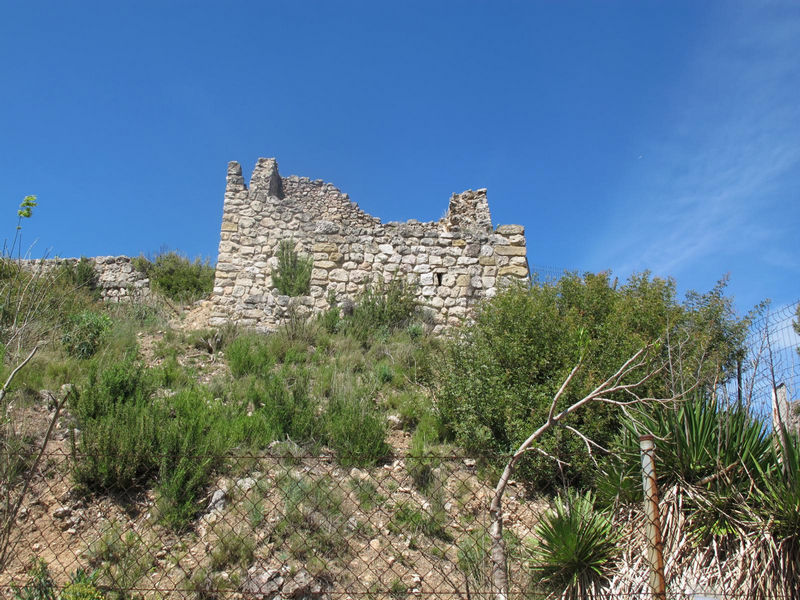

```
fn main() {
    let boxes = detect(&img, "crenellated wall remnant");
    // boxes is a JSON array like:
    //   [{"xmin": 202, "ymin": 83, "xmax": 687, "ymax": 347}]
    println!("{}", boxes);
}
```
[{"xmin": 209, "ymin": 158, "xmax": 529, "ymax": 332}]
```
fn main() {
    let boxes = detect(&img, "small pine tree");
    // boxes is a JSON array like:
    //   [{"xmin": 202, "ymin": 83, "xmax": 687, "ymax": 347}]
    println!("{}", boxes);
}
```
[{"xmin": 271, "ymin": 240, "xmax": 313, "ymax": 297}]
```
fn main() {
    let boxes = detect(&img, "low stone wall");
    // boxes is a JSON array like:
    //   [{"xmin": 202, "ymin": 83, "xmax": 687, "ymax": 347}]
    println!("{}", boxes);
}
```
[
  {"xmin": 210, "ymin": 158, "xmax": 529, "ymax": 331},
  {"xmin": 17, "ymin": 256, "xmax": 151, "ymax": 302}
]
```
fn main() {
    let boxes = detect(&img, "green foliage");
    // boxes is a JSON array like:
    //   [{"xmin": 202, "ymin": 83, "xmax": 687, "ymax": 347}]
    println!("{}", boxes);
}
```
[
  {"xmin": 407, "ymin": 411, "xmax": 442, "ymax": 491},
  {"xmin": 210, "ymin": 526, "xmax": 256, "ymax": 571},
  {"xmin": 338, "ymin": 279, "xmax": 419, "ymax": 343},
  {"xmin": 86, "ymin": 522, "xmax": 154, "ymax": 599},
  {"xmin": 61, "ymin": 570, "xmax": 106, "ymax": 600},
  {"xmin": 273, "ymin": 473, "xmax": 352, "ymax": 561},
  {"xmin": 437, "ymin": 273, "xmax": 748, "ymax": 490},
  {"xmin": 10, "ymin": 563, "xmax": 105, "ymax": 600},
  {"xmin": 350, "ymin": 478, "xmax": 385, "ymax": 511},
  {"xmin": 388, "ymin": 500, "xmax": 452, "ymax": 542},
  {"xmin": 57, "ymin": 258, "xmax": 100, "ymax": 300},
  {"xmin": 11, "ymin": 559, "xmax": 56, "ymax": 600},
  {"xmin": 1, "ymin": 260, "xmax": 97, "ymax": 357},
  {"xmin": 271, "ymin": 240, "xmax": 312, "ymax": 297},
  {"xmin": 388, "ymin": 578, "xmax": 407, "ymax": 599},
  {"xmin": 325, "ymin": 393, "xmax": 390, "ymax": 468},
  {"xmin": 132, "ymin": 251, "xmax": 214, "ymax": 302},
  {"xmin": 17, "ymin": 195, "xmax": 37, "ymax": 221},
  {"xmin": 226, "ymin": 333, "xmax": 275, "ymax": 378},
  {"xmin": 529, "ymin": 490, "xmax": 619, "ymax": 598},
  {"xmin": 61, "ymin": 310, "xmax": 113, "ymax": 359},
  {"xmin": 600, "ymin": 395, "xmax": 770, "ymax": 505},
  {"xmin": 70, "ymin": 354, "xmax": 328, "ymax": 528},
  {"xmin": 754, "ymin": 427, "xmax": 800, "ymax": 539}
]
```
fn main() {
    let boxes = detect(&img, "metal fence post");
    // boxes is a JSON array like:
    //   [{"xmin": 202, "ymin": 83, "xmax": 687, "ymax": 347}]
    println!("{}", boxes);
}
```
[{"xmin": 639, "ymin": 435, "xmax": 666, "ymax": 600}]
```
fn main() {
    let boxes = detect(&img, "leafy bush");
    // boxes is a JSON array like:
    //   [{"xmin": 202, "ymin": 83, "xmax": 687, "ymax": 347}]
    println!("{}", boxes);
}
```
[
  {"xmin": 436, "ymin": 273, "xmax": 748, "ymax": 490},
  {"xmin": 529, "ymin": 490, "xmax": 619, "ymax": 598},
  {"xmin": 271, "ymin": 240, "xmax": 312, "ymax": 297},
  {"xmin": 388, "ymin": 500, "xmax": 451, "ymax": 542},
  {"xmin": 226, "ymin": 333, "xmax": 275, "ymax": 377},
  {"xmin": 210, "ymin": 526, "xmax": 256, "ymax": 571},
  {"xmin": 132, "ymin": 251, "xmax": 214, "ymax": 302},
  {"xmin": 61, "ymin": 310, "xmax": 112, "ymax": 359},
  {"xmin": 754, "ymin": 427, "xmax": 800, "ymax": 539}
]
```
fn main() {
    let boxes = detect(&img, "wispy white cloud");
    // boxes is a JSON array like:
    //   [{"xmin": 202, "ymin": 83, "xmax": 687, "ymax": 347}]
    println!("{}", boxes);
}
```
[{"xmin": 590, "ymin": 3, "xmax": 800, "ymax": 300}]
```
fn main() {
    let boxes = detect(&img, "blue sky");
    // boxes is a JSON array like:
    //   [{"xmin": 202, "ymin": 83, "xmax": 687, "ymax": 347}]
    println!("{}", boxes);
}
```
[{"xmin": 2, "ymin": 1, "xmax": 798, "ymax": 314}]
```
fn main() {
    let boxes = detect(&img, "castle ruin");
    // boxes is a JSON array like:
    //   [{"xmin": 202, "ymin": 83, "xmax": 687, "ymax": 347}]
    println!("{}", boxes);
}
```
[{"xmin": 205, "ymin": 158, "xmax": 529, "ymax": 331}]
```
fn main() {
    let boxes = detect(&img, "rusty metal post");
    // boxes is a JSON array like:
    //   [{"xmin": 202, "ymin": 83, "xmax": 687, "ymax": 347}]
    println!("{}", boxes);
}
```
[{"xmin": 639, "ymin": 435, "xmax": 666, "ymax": 600}]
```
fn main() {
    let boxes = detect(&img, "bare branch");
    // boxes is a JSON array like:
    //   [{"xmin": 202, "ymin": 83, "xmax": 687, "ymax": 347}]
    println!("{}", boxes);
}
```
[
  {"xmin": 0, "ymin": 345, "xmax": 39, "ymax": 405},
  {"xmin": 547, "ymin": 360, "xmax": 583, "ymax": 423},
  {"xmin": 487, "ymin": 340, "xmax": 681, "ymax": 600}
]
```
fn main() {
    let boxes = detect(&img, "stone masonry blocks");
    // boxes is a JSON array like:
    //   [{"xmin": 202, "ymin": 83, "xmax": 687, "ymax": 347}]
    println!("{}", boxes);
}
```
[{"xmin": 210, "ymin": 158, "xmax": 530, "ymax": 331}]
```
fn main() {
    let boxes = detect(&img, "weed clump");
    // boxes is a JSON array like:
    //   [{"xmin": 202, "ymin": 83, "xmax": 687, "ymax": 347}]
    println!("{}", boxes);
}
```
[
  {"xmin": 132, "ymin": 251, "xmax": 214, "ymax": 303},
  {"xmin": 61, "ymin": 310, "xmax": 112, "ymax": 359}
]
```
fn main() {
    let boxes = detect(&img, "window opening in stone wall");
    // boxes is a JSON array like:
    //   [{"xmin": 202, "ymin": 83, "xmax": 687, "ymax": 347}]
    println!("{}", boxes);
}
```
[{"xmin": 436, "ymin": 272, "xmax": 443, "ymax": 286}]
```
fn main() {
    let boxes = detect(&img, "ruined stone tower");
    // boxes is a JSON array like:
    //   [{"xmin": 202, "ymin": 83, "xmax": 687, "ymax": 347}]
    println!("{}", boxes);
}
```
[{"xmin": 209, "ymin": 158, "xmax": 529, "ymax": 331}]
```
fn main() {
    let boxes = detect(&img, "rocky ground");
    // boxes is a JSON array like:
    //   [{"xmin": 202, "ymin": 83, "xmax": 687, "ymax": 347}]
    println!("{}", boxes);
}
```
[{"xmin": 2, "ymin": 312, "xmax": 546, "ymax": 600}]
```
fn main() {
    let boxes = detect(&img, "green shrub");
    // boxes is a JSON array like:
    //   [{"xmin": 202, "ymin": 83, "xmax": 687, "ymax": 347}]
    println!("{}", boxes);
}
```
[
  {"xmin": 325, "ymin": 394, "xmax": 390, "ymax": 468},
  {"xmin": 271, "ymin": 240, "xmax": 312, "ymax": 297},
  {"xmin": 1, "ymin": 258, "xmax": 95, "ymax": 354},
  {"xmin": 61, "ymin": 310, "xmax": 112, "ymax": 359},
  {"xmin": 210, "ymin": 527, "xmax": 256, "ymax": 571},
  {"xmin": 226, "ymin": 334, "xmax": 274, "ymax": 377},
  {"xmin": 528, "ymin": 490, "xmax": 619, "ymax": 597},
  {"xmin": 350, "ymin": 478, "xmax": 385, "ymax": 511},
  {"xmin": 72, "ymin": 396, "xmax": 161, "ymax": 492},
  {"xmin": 11, "ymin": 558, "xmax": 56, "ymax": 600},
  {"xmin": 274, "ymin": 474, "xmax": 351, "ymax": 561},
  {"xmin": 754, "ymin": 427, "xmax": 800, "ymax": 540},
  {"xmin": 61, "ymin": 570, "xmax": 105, "ymax": 600},
  {"xmin": 133, "ymin": 251, "xmax": 214, "ymax": 302},
  {"xmin": 241, "ymin": 367, "xmax": 321, "ymax": 444},
  {"xmin": 86, "ymin": 523, "xmax": 154, "ymax": 597},
  {"xmin": 57, "ymin": 258, "xmax": 100, "ymax": 300},
  {"xmin": 437, "ymin": 274, "xmax": 748, "ymax": 491},
  {"xmin": 339, "ymin": 278, "xmax": 418, "ymax": 343},
  {"xmin": 597, "ymin": 395, "xmax": 770, "ymax": 509},
  {"xmin": 407, "ymin": 412, "xmax": 442, "ymax": 491},
  {"xmin": 388, "ymin": 500, "xmax": 451, "ymax": 542}
]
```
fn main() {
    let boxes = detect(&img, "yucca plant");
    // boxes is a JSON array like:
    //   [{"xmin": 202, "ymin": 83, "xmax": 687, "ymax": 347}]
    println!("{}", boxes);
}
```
[
  {"xmin": 598, "ymin": 395, "xmax": 769, "ymax": 505},
  {"xmin": 755, "ymin": 426, "xmax": 800, "ymax": 539},
  {"xmin": 529, "ymin": 490, "xmax": 620, "ymax": 599}
]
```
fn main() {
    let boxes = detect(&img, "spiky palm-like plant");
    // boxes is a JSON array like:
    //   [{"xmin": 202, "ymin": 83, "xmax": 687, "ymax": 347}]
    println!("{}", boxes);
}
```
[{"xmin": 529, "ymin": 490, "xmax": 620, "ymax": 599}]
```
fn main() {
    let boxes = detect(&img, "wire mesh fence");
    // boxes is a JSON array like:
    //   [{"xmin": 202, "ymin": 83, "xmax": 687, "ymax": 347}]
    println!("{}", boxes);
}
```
[
  {"xmin": 726, "ymin": 301, "xmax": 800, "ymax": 424},
  {"xmin": 2, "ymin": 300, "xmax": 799, "ymax": 599},
  {"xmin": 3, "ymin": 443, "xmax": 799, "ymax": 600},
  {"xmin": 2, "ymin": 449, "xmax": 506, "ymax": 599}
]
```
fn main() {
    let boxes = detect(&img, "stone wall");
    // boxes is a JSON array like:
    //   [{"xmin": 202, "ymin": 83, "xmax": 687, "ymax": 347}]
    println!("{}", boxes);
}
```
[
  {"xmin": 18, "ymin": 256, "xmax": 151, "ymax": 302},
  {"xmin": 210, "ymin": 158, "xmax": 529, "ymax": 332}
]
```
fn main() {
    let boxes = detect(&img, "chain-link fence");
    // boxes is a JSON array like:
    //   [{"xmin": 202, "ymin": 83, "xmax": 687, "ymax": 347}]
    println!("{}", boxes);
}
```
[
  {"xmin": 3, "ymin": 442, "xmax": 799, "ymax": 599},
  {"xmin": 3, "ymin": 449, "xmax": 508, "ymax": 599}
]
